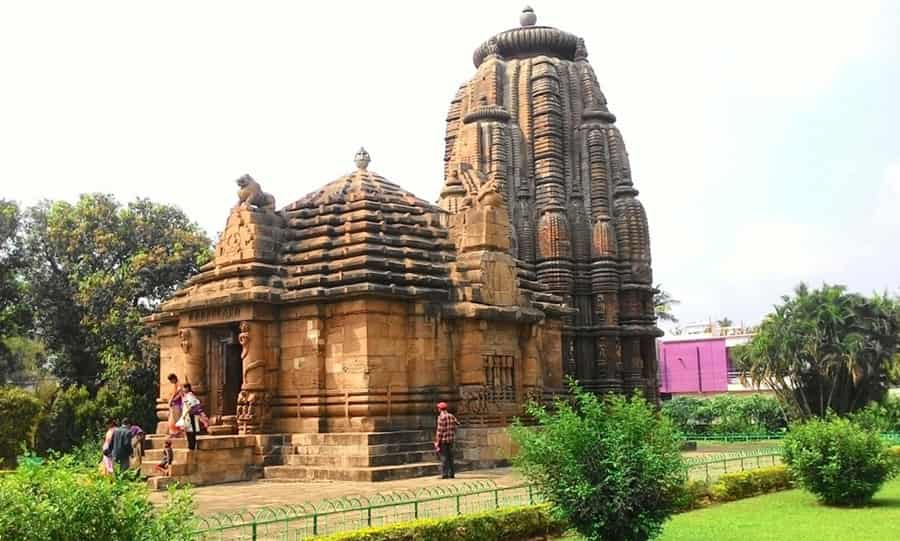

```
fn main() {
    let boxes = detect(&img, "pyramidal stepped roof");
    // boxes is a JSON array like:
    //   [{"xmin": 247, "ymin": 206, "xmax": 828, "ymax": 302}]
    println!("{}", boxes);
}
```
[{"xmin": 278, "ymin": 149, "xmax": 455, "ymax": 301}]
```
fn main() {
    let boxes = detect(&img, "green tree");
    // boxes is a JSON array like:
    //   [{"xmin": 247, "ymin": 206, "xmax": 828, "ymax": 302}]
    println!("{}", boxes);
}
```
[
  {"xmin": 0, "ymin": 200, "xmax": 33, "ymax": 384},
  {"xmin": 510, "ymin": 381, "xmax": 686, "ymax": 541},
  {"xmin": 654, "ymin": 284, "xmax": 680, "ymax": 324},
  {"xmin": 716, "ymin": 316, "xmax": 734, "ymax": 328},
  {"xmin": 0, "ymin": 387, "xmax": 43, "ymax": 467},
  {"xmin": 733, "ymin": 283, "xmax": 900, "ymax": 418},
  {"xmin": 20, "ymin": 194, "xmax": 211, "ymax": 429}
]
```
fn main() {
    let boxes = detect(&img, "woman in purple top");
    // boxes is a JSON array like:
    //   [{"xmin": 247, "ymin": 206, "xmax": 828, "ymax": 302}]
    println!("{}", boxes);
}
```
[
  {"xmin": 129, "ymin": 424, "xmax": 145, "ymax": 468},
  {"xmin": 167, "ymin": 373, "xmax": 183, "ymax": 435}
]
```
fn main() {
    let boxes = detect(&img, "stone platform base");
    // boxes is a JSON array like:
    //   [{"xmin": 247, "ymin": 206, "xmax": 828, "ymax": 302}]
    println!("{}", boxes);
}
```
[
  {"xmin": 455, "ymin": 426, "xmax": 517, "ymax": 469},
  {"xmin": 264, "ymin": 430, "xmax": 455, "ymax": 482},
  {"xmin": 143, "ymin": 429, "xmax": 514, "ymax": 489}
]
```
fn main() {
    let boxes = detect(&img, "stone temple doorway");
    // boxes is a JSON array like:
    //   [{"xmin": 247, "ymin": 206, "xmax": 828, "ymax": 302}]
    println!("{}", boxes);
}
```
[{"xmin": 206, "ymin": 325, "xmax": 242, "ymax": 423}]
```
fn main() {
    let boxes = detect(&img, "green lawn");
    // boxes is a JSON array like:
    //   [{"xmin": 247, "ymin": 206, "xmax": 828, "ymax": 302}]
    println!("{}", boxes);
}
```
[
  {"xmin": 659, "ymin": 477, "xmax": 900, "ymax": 541},
  {"xmin": 556, "ymin": 477, "xmax": 900, "ymax": 541}
]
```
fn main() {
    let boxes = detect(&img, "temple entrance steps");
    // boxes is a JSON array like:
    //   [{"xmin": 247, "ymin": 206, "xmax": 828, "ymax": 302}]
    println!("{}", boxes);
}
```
[
  {"xmin": 141, "ymin": 431, "xmax": 469, "ymax": 489},
  {"xmin": 263, "ymin": 430, "xmax": 466, "ymax": 482},
  {"xmin": 142, "ymin": 434, "xmax": 257, "ymax": 490}
]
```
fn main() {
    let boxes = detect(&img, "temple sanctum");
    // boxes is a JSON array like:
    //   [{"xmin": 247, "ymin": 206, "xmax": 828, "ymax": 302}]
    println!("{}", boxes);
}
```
[{"xmin": 144, "ymin": 7, "xmax": 660, "ymax": 486}]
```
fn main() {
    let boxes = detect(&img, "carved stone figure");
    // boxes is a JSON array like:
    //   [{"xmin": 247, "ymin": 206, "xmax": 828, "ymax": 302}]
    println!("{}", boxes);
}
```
[
  {"xmin": 238, "ymin": 321, "xmax": 251, "ymax": 360},
  {"xmin": 237, "ymin": 390, "xmax": 270, "ymax": 434},
  {"xmin": 179, "ymin": 328, "xmax": 192, "ymax": 354},
  {"xmin": 475, "ymin": 178, "xmax": 504, "ymax": 209},
  {"xmin": 234, "ymin": 174, "xmax": 275, "ymax": 211},
  {"xmin": 458, "ymin": 385, "xmax": 490, "ymax": 415}
]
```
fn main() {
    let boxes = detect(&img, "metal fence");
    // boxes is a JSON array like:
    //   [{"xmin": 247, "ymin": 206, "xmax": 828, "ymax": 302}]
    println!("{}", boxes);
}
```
[
  {"xmin": 684, "ymin": 447, "xmax": 783, "ymax": 483},
  {"xmin": 192, "ymin": 435, "xmax": 900, "ymax": 540},
  {"xmin": 192, "ymin": 481, "xmax": 540, "ymax": 540},
  {"xmin": 684, "ymin": 432, "xmax": 900, "ymax": 444},
  {"xmin": 682, "ymin": 433, "xmax": 785, "ymax": 442}
]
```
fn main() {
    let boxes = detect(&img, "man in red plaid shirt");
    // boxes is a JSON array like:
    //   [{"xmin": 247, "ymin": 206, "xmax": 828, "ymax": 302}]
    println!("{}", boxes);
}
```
[{"xmin": 434, "ymin": 402, "xmax": 459, "ymax": 479}]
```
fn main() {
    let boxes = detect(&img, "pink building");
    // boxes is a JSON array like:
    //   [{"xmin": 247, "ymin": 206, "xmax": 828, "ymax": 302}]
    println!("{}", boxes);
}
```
[{"xmin": 657, "ymin": 324, "xmax": 757, "ymax": 397}]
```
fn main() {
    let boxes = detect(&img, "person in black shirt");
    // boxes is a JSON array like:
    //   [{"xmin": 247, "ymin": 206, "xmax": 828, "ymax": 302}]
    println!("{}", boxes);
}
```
[{"xmin": 109, "ymin": 418, "xmax": 134, "ymax": 474}]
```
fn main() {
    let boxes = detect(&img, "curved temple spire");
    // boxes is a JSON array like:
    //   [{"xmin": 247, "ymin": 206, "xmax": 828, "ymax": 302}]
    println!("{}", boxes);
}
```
[{"xmin": 439, "ymin": 8, "xmax": 662, "ymax": 400}]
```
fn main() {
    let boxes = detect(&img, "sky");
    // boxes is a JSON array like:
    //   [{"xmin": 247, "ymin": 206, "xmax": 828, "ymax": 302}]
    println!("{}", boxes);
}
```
[{"xmin": 1, "ymin": 1, "xmax": 898, "ymax": 330}]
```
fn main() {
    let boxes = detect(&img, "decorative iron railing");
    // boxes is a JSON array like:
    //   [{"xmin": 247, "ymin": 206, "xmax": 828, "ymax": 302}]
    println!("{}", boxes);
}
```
[
  {"xmin": 684, "ymin": 447, "xmax": 783, "ymax": 483},
  {"xmin": 191, "ymin": 434, "xmax": 900, "ymax": 540},
  {"xmin": 682, "ymin": 432, "xmax": 900, "ymax": 443},
  {"xmin": 192, "ymin": 481, "xmax": 538, "ymax": 540}
]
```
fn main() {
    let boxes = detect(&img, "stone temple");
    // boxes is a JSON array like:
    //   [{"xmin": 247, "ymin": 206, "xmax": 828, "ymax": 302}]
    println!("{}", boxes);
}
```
[{"xmin": 144, "ymin": 7, "xmax": 660, "ymax": 487}]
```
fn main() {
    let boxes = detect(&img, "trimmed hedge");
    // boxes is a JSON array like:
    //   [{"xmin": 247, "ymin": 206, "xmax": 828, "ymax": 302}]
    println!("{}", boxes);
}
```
[
  {"xmin": 675, "ymin": 465, "xmax": 793, "ymax": 511},
  {"xmin": 317, "ymin": 504, "xmax": 566, "ymax": 541},
  {"xmin": 709, "ymin": 465, "xmax": 792, "ymax": 502}
]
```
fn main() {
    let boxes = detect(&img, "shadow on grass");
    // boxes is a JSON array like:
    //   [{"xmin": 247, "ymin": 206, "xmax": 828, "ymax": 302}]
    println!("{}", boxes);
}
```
[{"xmin": 863, "ymin": 497, "xmax": 900, "ymax": 509}]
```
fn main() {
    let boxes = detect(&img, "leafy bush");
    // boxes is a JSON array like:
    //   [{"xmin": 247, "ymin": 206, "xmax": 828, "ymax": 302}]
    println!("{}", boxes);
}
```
[
  {"xmin": 317, "ymin": 504, "xmax": 565, "ymax": 541},
  {"xmin": 674, "ymin": 480, "xmax": 712, "ymax": 512},
  {"xmin": 661, "ymin": 394, "xmax": 786, "ymax": 436},
  {"xmin": 709, "ymin": 465, "xmax": 792, "ymax": 501},
  {"xmin": 887, "ymin": 445, "xmax": 900, "ymax": 468},
  {"xmin": 783, "ymin": 417, "xmax": 894, "ymax": 506},
  {"xmin": 0, "ymin": 387, "xmax": 42, "ymax": 467},
  {"xmin": 848, "ymin": 397, "xmax": 900, "ymax": 433},
  {"xmin": 34, "ymin": 382, "xmax": 154, "ymax": 456},
  {"xmin": 34, "ymin": 385, "xmax": 104, "ymax": 454},
  {"xmin": 0, "ymin": 454, "xmax": 193, "ymax": 540},
  {"xmin": 509, "ymin": 381, "xmax": 686, "ymax": 541}
]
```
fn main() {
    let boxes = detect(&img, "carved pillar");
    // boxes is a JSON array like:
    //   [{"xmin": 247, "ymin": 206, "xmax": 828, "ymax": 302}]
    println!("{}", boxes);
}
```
[
  {"xmin": 179, "ymin": 327, "xmax": 207, "ymax": 403},
  {"xmin": 236, "ymin": 321, "xmax": 271, "ymax": 434},
  {"xmin": 622, "ymin": 336, "xmax": 644, "ymax": 394}
]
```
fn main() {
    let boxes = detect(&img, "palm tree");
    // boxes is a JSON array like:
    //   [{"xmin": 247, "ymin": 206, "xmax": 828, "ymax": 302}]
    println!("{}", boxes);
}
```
[
  {"xmin": 717, "ymin": 317, "xmax": 734, "ymax": 328},
  {"xmin": 654, "ymin": 285, "xmax": 680, "ymax": 323},
  {"xmin": 733, "ymin": 283, "xmax": 900, "ymax": 418}
]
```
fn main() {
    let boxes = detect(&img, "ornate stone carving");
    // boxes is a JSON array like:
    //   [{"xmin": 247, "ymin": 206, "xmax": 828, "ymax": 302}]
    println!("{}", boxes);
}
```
[
  {"xmin": 354, "ymin": 147, "xmax": 371, "ymax": 171},
  {"xmin": 519, "ymin": 6, "xmax": 537, "ymax": 27},
  {"xmin": 238, "ymin": 321, "xmax": 266, "ymax": 388},
  {"xmin": 178, "ymin": 327, "xmax": 205, "ymax": 394},
  {"xmin": 441, "ymin": 8, "xmax": 661, "ymax": 396},
  {"xmin": 458, "ymin": 385, "xmax": 490, "ymax": 415},
  {"xmin": 234, "ymin": 174, "xmax": 275, "ymax": 211},
  {"xmin": 440, "ymin": 9, "xmax": 661, "ymax": 398},
  {"xmin": 179, "ymin": 328, "xmax": 191, "ymax": 354},
  {"xmin": 475, "ymin": 178, "xmax": 504, "ymax": 209},
  {"xmin": 237, "ymin": 390, "xmax": 270, "ymax": 434},
  {"xmin": 238, "ymin": 321, "xmax": 251, "ymax": 360}
]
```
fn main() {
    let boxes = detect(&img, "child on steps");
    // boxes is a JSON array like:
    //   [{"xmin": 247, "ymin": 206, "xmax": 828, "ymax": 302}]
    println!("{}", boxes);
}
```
[{"xmin": 154, "ymin": 439, "xmax": 174, "ymax": 476}]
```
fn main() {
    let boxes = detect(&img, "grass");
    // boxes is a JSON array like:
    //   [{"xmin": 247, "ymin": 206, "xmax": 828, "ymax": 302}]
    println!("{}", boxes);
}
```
[{"xmin": 555, "ymin": 477, "xmax": 900, "ymax": 541}]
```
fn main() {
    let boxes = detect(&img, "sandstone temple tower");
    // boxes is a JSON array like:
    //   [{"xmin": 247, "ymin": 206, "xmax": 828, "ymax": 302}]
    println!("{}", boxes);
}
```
[{"xmin": 440, "ymin": 6, "xmax": 661, "ymax": 399}]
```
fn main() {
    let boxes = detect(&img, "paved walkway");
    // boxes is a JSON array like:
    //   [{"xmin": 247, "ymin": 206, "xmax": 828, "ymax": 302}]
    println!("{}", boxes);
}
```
[
  {"xmin": 150, "ymin": 444, "xmax": 776, "ymax": 516},
  {"xmin": 150, "ymin": 467, "xmax": 523, "ymax": 516}
]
